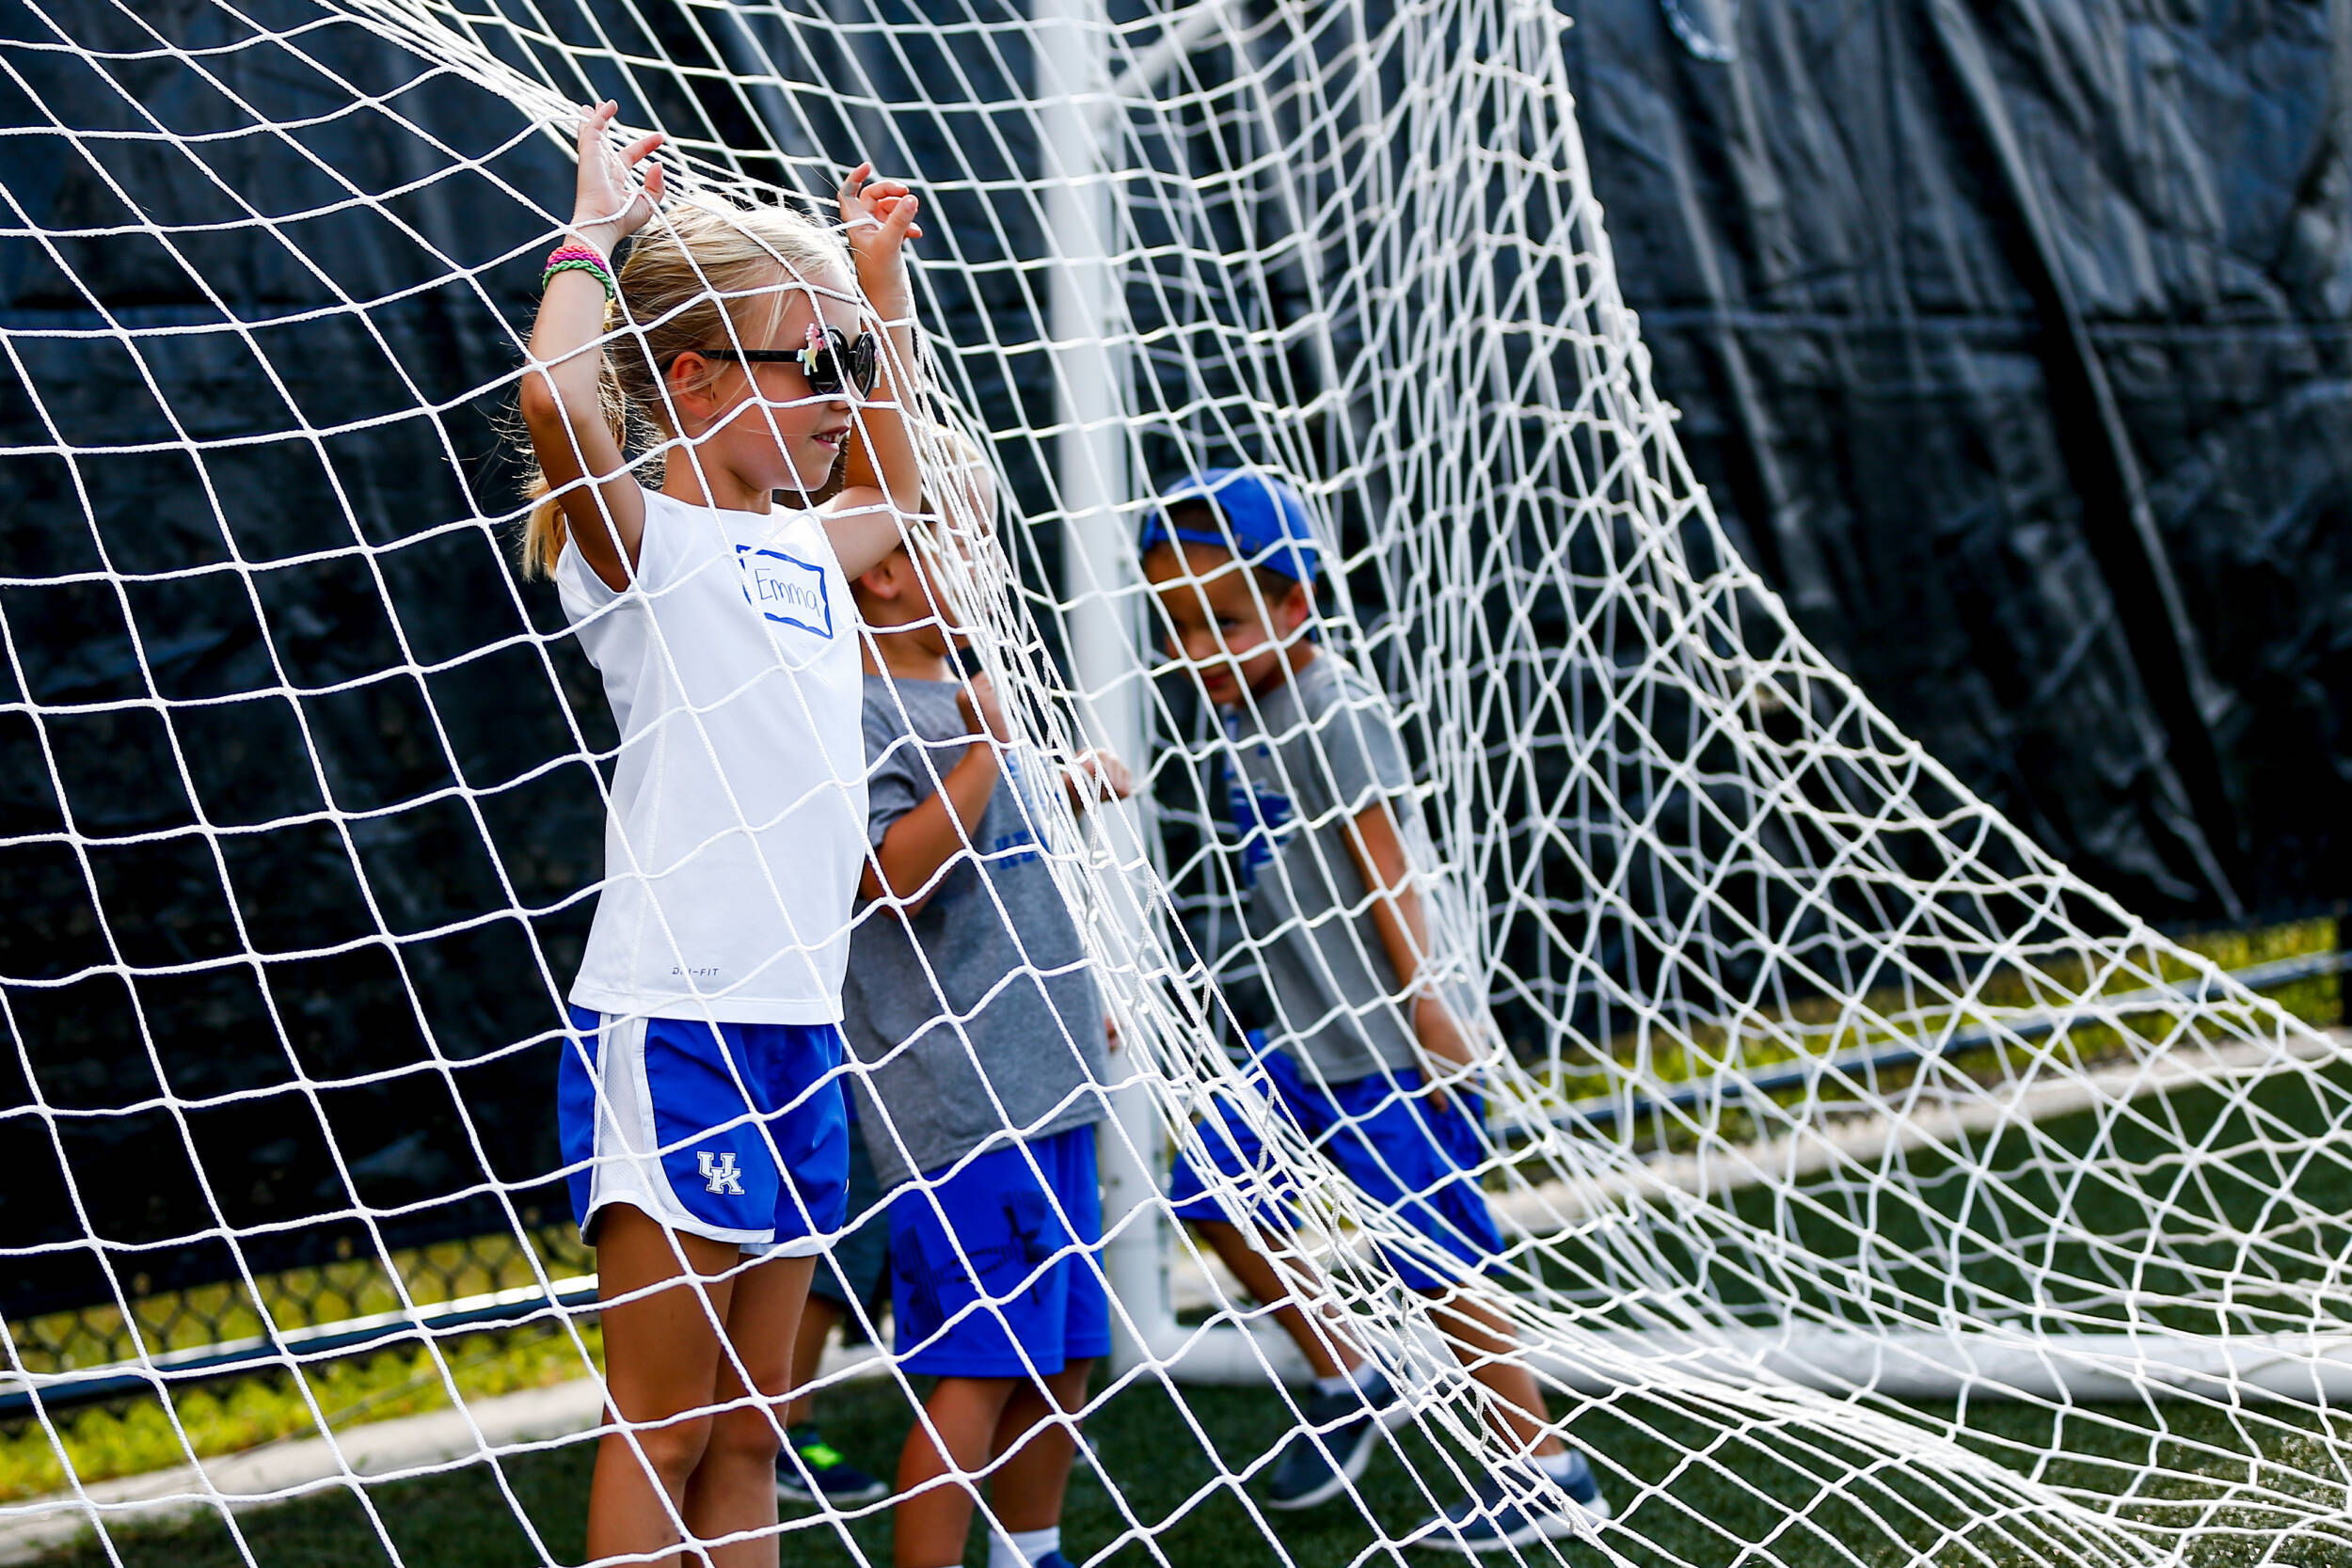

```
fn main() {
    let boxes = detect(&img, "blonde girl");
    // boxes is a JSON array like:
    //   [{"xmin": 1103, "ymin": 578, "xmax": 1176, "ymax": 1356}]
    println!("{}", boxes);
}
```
[{"xmin": 519, "ymin": 102, "xmax": 923, "ymax": 1566}]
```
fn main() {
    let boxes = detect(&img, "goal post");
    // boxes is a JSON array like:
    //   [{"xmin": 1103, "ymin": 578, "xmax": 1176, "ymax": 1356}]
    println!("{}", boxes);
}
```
[{"xmin": 1034, "ymin": 0, "xmax": 1167, "ymax": 1379}]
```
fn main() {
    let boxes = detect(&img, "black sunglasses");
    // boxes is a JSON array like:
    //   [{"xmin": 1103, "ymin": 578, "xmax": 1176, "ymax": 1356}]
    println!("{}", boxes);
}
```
[{"xmin": 693, "ymin": 326, "xmax": 879, "ymax": 399}]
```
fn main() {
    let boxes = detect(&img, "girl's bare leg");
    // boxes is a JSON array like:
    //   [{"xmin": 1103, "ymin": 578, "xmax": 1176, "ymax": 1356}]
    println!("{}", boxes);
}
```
[
  {"xmin": 782, "ymin": 1293, "xmax": 843, "ymax": 1427},
  {"xmin": 682, "ymin": 1253, "xmax": 815, "ymax": 1566},
  {"xmin": 584, "ymin": 1204, "xmax": 739, "ymax": 1566}
]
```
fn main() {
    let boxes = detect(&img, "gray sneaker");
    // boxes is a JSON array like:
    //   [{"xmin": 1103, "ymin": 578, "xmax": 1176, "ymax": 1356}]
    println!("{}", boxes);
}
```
[
  {"xmin": 1412, "ymin": 1451, "xmax": 1611, "ymax": 1553},
  {"xmin": 1264, "ymin": 1368, "xmax": 1404, "ymax": 1511}
]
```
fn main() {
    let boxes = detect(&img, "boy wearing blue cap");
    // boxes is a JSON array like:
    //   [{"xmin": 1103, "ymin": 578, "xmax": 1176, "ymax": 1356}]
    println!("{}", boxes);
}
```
[{"xmin": 1141, "ymin": 470, "xmax": 1609, "ymax": 1552}]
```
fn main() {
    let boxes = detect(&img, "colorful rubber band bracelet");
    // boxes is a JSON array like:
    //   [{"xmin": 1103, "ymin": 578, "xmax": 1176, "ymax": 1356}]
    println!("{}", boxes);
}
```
[{"xmin": 541, "ymin": 246, "xmax": 615, "ymax": 299}]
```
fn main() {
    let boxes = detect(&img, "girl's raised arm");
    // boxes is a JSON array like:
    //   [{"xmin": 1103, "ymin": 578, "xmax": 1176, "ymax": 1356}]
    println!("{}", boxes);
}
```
[
  {"xmin": 520, "ymin": 102, "xmax": 664, "ymax": 594},
  {"xmin": 822, "ymin": 164, "xmax": 927, "ymax": 579}
]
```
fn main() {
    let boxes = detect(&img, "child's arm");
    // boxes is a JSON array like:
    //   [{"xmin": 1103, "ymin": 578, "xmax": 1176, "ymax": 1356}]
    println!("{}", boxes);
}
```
[
  {"xmin": 821, "ymin": 165, "xmax": 926, "ymax": 579},
  {"xmin": 865, "ymin": 672, "xmax": 1009, "ymax": 914},
  {"xmin": 1343, "ymin": 800, "xmax": 1481, "ymax": 1103},
  {"xmin": 519, "ymin": 102, "xmax": 664, "ymax": 594}
]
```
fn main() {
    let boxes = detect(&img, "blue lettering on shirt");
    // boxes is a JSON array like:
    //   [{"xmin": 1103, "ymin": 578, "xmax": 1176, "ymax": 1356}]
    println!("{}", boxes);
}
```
[
  {"xmin": 991, "ymin": 752, "xmax": 1044, "ymax": 866},
  {"xmin": 1220, "ymin": 716, "xmax": 1294, "ymax": 889},
  {"xmin": 736, "ymin": 546, "xmax": 833, "ymax": 638}
]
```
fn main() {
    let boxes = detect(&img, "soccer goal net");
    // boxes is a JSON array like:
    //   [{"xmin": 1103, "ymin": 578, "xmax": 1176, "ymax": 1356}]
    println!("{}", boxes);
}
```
[{"xmin": 3, "ymin": 1, "xmax": 2346, "ymax": 1565}]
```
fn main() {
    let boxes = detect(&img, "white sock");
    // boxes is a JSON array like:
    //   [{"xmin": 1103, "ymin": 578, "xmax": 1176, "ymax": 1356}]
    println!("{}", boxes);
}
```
[
  {"xmin": 1314, "ymin": 1360, "xmax": 1381, "ymax": 1400},
  {"xmin": 1534, "ymin": 1449, "xmax": 1581, "ymax": 1481},
  {"xmin": 988, "ymin": 1526, "xmax": 1059, "ymax": 1568}
]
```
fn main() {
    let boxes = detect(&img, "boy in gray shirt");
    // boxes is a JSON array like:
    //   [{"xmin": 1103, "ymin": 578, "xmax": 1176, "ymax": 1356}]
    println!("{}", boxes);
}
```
[
  {"xmin": 1217, "ymin": 645, "xmax": 1487, "ymax": 1085},
  {"xmin": 843, "ymin": 447, "xmax": 1130, "ymax": 1568},
  {"xmin": 848, "ymin": 669, "xmax": 1109, "ymax": 1191},
  {"xmin": 1142, "ymin": 469, "xmax": 1611, "ymax": 1550}
]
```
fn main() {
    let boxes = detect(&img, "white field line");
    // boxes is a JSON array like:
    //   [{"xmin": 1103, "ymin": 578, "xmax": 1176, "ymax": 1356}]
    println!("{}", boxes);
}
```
[
  {"xmin": 1487, "ymin": 1024, "xmax": 2348, "ymax": 1231},
  {"xmin": 0, "ymin": 1341, "xmax": 893, "ymax": 1564},
  {"xmin": 1164, "ymin": 1026, "xmax": 2350, "ymax": 1307}
]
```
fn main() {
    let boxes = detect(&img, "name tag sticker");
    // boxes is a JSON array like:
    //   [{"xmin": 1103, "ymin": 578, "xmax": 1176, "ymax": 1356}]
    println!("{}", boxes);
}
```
[{"xmin": 737, "ymin": 546, "xmax": 833, "ymax": 639}]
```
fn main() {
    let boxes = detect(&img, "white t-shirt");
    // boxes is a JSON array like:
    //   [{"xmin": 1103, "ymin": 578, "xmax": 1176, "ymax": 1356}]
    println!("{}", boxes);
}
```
[{"xmin": 556, "ymin": 488, "xmax": 867, "ymax": 1024}]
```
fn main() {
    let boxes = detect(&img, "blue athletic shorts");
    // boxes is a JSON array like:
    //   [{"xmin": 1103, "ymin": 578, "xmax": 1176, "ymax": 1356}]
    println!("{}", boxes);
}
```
[
  {"xmin": 1166, "ymin": 1045, "xmax": 1503, "ymax": 1291},
  {"xmin": 890, "ymin": 1123, "xmax": 1111, "ymax": 1378},
  {"xmin": 560, "ymin": 1006, "xmax": 850, "ymax": 1253}
]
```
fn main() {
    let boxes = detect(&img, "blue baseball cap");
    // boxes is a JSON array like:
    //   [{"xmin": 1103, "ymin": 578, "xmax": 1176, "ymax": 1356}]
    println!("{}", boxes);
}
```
[{"xmin": 1137, "ymin": 468, "xmax": 1322, "ymax": 584}]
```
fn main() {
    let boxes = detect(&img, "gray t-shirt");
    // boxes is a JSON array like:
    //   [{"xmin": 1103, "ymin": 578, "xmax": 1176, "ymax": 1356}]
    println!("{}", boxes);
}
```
[
  {"xmin": 841, "ymin": 674, "xmax": 1108, "ymax": 1189},
  {"xmin": 1222, "ymin": 652, "xmax": 1469, "ymax": 1086}
]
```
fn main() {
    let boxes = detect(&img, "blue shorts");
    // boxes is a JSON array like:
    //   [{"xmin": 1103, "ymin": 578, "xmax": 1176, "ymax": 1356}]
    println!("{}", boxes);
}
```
[
  {"xmin": 560, "ymin": 1006, "xmax": 850, "ymax": 1253},
  {"xmin": 890, "ymin": 1123, "xmax": 1111, "ymax": 1378},
  {"xmin": 1166, "ymin": 1047, "xmax": 1504, "ymax": 1291}
]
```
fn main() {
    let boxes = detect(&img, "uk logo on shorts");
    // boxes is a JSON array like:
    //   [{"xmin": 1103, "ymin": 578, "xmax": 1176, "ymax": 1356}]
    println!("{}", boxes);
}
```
[{"xmin": 697, "ymin": 1150, "xmax": 744, "ymax": 1196}]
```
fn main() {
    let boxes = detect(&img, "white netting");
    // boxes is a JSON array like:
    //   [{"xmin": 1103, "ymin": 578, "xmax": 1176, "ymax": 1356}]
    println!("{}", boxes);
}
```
[{"xmin": 2, "ymin": 3, "xmax": 2347, "ymax": 1567}]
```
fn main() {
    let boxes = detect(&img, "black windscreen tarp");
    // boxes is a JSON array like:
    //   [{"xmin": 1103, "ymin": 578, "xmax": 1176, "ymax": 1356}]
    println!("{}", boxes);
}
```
[
  {"xmin": 1567, "ymin": 0, "xmax": 2351, "ymax": 923},
  {"xmin": 1, "ymin": 0, "xmax": 2345, "ymax": 1322}
]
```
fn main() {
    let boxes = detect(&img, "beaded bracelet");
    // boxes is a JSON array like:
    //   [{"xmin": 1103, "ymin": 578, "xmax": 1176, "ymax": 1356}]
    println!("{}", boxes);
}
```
[{"xmin": 541, "ymin": 245, "xmax": 615, "ymax": 299}]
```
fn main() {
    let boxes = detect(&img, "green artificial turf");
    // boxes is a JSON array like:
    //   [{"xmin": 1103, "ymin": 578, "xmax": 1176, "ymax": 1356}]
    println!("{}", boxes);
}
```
[
  {"xmin": 1523, "ymin": 1052, "xmax": 2352, "ymax": 1342},
  {"xmin": 22, "ymin": 939, "xmax": 2347, "ymax": 1567},
  {"xmin": 30, "ymin": 1371, "xmax": 2352, "ymax": 1568}
]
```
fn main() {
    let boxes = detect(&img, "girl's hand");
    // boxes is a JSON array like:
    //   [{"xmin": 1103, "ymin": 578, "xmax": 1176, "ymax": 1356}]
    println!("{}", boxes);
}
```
[
  {"xmin": 837, "ymin": 162, "xmax": 923, "ymax": 294},
  {"xmin": 1064, "ymin": 749, "xmax": 1136, "ymax": 811},
  {"xmin": 956, "ymin": 670, "xmax": 1012, "ymax": 743},
  {"xmin": 822, "ymin": 163, "xmax": 926, "ymax": 555},
  {"xmin": 570, "ymin": 101, "xmax": 665, "ymax": 251}
]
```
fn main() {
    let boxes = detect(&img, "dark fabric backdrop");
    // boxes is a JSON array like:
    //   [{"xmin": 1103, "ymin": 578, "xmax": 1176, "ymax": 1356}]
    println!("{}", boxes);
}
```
[
  {"xmin": 2, "ymin": 0, "xmax": 2344, "ymax": 1319},
  {"xmin": 1568, "ymin": 0, "xmax": 2352, "ymax": 925}
]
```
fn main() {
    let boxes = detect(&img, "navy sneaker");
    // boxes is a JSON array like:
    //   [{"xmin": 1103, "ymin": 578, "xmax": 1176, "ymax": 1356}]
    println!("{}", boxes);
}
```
[
  {"xmin": 1413, "ymin": 1451, "xmax": 1610, "ymax": 1553},
  {"xmin": 1264, "ymin": 1368, "xmax": 1406, "ymax": 1511},
  {"xmin": 774, "ymin": 1423, "xmax": 889, "ymax": 1506}
]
